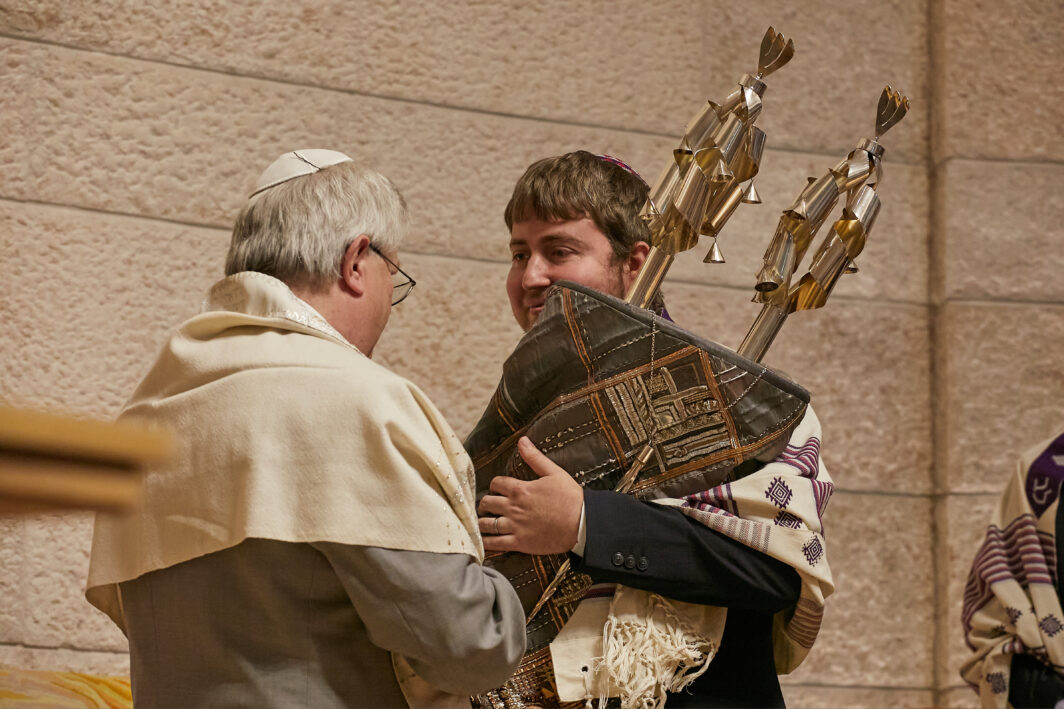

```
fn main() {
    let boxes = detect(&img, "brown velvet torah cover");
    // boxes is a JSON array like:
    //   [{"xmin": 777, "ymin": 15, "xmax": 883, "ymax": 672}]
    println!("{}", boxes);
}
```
[{"xmin": 465, "ymin": 282, "xmax": 809, "ymax": 707}]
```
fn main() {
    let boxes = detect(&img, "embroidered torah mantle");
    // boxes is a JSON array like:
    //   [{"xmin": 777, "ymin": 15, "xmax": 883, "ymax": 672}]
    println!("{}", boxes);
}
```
[{"xmin": 465, "ymin": 282, "xmax": 809, "ymax": 707}]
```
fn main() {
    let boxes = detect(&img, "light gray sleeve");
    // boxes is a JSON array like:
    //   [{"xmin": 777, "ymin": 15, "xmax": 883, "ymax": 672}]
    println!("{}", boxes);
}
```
[{"xmin": 311, "ymin": 542, "xmax": 526, "ymax": 695}]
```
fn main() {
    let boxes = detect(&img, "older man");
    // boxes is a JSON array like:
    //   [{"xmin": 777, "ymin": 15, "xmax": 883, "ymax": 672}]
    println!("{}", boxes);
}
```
[
  {"xmin": 87, "ymin": 149, "xmax": 525, "ymax": 708},
  {"xmin": 477, "ymin": 151, "xmax": 832, "ymax": 708}
]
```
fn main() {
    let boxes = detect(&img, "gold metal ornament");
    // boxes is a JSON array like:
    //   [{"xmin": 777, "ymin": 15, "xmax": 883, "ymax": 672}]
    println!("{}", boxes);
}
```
[
  {"xmin": 876, "ymin": 85, "xmax": 910, "ymax": 138},
  {"xmin": 625, "ymin": 26, "xmax": 795, "ymax": 308},
  {"xmin": 703, "ymin": 236, "xmax": 726, "ymax": 263},
  {"xmin": 758, "ymin": 26, "xmax": 796, "ymax": 79},
  {"xmin": 738, "ymin": 85, "xmax": 909, "ymax": 362}
]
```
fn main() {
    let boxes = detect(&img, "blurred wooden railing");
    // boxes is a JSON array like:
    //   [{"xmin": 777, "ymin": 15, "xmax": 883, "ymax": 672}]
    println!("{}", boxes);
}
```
[{"xmin": 0, "ymin": 406, "xmax": 171, "ymax": 514}]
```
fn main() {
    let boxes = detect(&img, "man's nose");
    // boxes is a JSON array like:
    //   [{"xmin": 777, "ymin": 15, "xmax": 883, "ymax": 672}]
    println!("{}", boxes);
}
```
[{"xmin": 522, "ymin": 255, "xmax": 553, "ymax": 290}]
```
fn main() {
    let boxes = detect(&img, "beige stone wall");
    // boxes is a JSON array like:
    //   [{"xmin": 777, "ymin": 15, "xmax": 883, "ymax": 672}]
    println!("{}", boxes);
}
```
[
  {"xmin": 0, "ymin": 1, "xmax": 1059, "ymax": 706},
  {"xmin": 931, "ymin": 1, "xmax": 1064, "ymax": 706}
]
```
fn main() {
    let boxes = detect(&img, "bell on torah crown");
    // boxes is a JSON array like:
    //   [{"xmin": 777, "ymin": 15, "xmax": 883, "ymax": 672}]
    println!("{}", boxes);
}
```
[{"xmin": 703, "ymin": 237, "xmax": 725, "ymax": 263}]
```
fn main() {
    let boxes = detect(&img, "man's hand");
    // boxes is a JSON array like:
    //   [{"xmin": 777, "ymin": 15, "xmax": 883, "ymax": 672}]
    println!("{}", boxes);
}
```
[{"xmin": 477, "ymin": 436, "xmax": 583, "ymax": 555}]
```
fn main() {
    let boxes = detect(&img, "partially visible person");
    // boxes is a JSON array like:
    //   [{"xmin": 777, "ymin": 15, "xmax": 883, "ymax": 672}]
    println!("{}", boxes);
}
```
[
  {"xmin": 86, "ymin": 149, "xmax": 525, "ymax": 708},
  {"xmin": 962, "ymin": 426, "xmax": 1064, "ymax": 709},
  {"xmin": 477, "ymin": 151, "xmax": 834, "ymax": 708}
]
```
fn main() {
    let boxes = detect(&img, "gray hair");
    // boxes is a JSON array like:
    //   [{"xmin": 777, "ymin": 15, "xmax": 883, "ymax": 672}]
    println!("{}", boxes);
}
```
[{"xmin": 225, "ymin": 161, "xmax": 408, "ymax": 289}]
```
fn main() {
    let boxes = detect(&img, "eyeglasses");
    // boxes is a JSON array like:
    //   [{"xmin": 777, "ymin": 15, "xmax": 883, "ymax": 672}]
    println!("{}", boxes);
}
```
[{"xmin": 369, "ymin": 244, "xmax": 416, "ymax": 305}]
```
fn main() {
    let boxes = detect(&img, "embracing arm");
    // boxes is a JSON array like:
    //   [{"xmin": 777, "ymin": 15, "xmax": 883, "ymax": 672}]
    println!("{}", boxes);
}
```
[
  {"xmin": 575, "ymin": 489, "xmax": 801, "ymax": 612},
  {"xmin": 312, "ymin": 542, "xmax": 526, "ymax": 695},
  {"xmin": 478, "ymin": 436, "xmax": 801, "ymax": 612}
]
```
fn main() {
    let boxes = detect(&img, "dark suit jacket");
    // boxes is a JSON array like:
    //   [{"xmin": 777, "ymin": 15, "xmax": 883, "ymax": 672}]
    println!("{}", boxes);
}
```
[{"xmin": 574, "ymin": 489, "xmax": 802, "ymax": 708}]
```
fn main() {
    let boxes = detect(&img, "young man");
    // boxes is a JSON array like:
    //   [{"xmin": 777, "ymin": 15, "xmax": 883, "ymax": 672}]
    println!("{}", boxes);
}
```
[
  {"xmin": 477, "ymin": 150, "xmax": 830, "ymax": 707},
  {"xmin": 87, "ymin": 150, "xmax": 525, "ymax": 708}
]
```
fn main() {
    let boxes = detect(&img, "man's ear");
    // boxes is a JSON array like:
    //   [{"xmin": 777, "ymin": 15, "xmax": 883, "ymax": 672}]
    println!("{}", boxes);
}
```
[
  {"xmin": 624, "ymin": 241, "xmax": 652, "ymax": 283},
  {"xmin": 340, "ymin": 235, "xmax": 373, "ymax": 296}
]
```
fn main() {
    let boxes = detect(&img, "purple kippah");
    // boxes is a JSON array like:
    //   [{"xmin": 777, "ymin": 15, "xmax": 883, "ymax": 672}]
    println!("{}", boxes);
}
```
[{"xmin": 595, "ymin": 154, "xmax": 647, "ymax": 186}]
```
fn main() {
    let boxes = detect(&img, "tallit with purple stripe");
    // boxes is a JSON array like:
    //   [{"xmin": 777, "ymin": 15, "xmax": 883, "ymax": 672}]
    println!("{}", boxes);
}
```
[
  {"xmin": 595, "ymin": 407, "xmax": 835, "ymax": 708},
  {"xmin": 677, "ymin": 406, "xmax": 834, "ymax": 667},
  {"xmin": 960, "ymin": 427, "xmax": 1064, "ymax": 707}
]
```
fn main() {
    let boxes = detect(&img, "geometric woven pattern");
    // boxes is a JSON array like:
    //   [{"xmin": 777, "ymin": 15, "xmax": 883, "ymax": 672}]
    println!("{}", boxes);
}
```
[{"xmin": 466, "ymin": 283, "xmax": 809, "ymax": 708}]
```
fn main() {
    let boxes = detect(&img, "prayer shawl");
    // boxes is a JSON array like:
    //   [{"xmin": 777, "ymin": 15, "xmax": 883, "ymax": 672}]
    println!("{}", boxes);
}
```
[
  {"xmin": 961, "ymin": 427, "xmax": 1064, "ymax": 708},
  {"xmin": 86, "ymin": 271, "xmax": 482, "ymax": 638},
  {"xmin": 552, "ymin": 407, "xmax": 835, "ymax": 708}
]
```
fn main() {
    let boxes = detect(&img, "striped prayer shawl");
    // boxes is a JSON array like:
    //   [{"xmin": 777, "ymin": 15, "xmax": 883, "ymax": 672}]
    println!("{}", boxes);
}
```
[
  {"xmin": 678, "ymin": 411, "xmax": 834, "ymax": 667},
  {"xmin": 960, "ymin": 427, "xmax": 1064, "ymax": 708},
  {"xmin": 596, "ymin": 407, "xmax": 835, "ymax": 708}
]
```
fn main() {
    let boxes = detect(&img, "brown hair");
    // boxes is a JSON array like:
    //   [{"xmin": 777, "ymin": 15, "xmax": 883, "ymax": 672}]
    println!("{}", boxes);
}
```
[{"xmin": 504, "ymin": 151, "xmax": 650, "ymax": 261}]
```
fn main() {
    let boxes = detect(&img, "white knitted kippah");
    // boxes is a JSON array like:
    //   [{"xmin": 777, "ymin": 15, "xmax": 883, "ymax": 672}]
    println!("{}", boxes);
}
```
[{"xmin": 250, "ymin": 149, "xmax": 354, "ymax": 198}]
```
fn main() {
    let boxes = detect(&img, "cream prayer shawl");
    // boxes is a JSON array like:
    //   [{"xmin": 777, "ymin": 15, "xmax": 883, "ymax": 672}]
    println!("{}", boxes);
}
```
[
  {"xmin": 961, "ymin": 427, "xmax": 1064, "ymax": 708},
  {"xmin": 86, "ymin": 272, "xmax": 483, "ymax": 632},
  {"xmin": 557, "ymin": 407, "xmax": 835, "ymax": 708}
]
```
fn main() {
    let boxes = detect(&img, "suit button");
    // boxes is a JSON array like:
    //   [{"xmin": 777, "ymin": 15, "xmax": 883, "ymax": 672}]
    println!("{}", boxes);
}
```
[
  {"xmin": 624, "ymin": 555, "xmax": 636, "ymax": 569},
  {"xmin": 611, "ymin": 552, "xmax": 625, "ymax": 567},
  {"xmin": 637, "ymin": 557, "xmax": 649, "ymax": 571}
]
